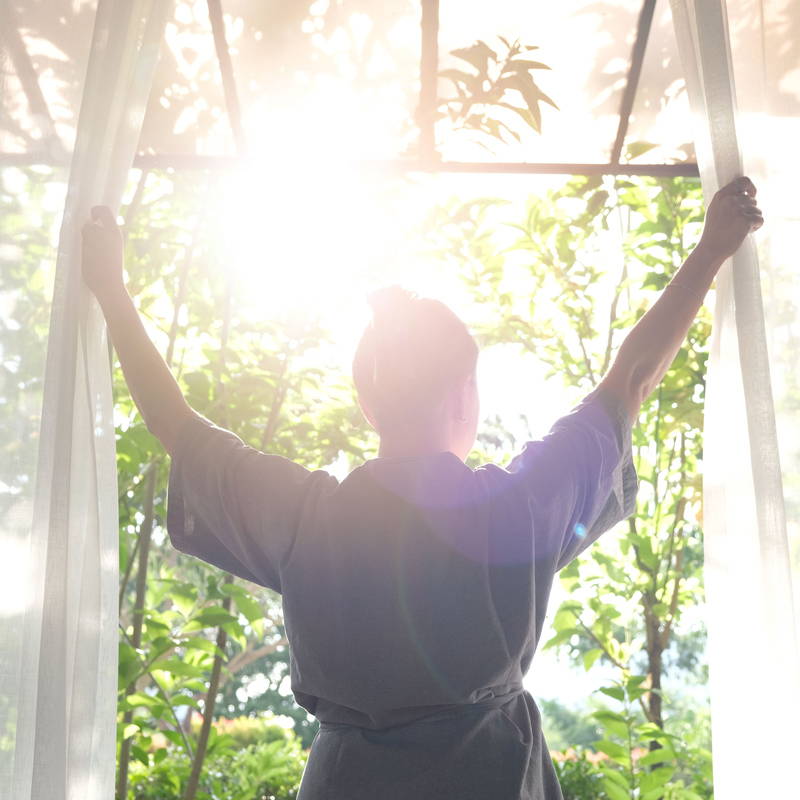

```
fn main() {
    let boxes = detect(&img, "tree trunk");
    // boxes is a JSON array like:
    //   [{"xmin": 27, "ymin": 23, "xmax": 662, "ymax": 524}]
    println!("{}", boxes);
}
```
[
  {"xmin": 182, "ymin": 577, "xmax": 233, "ymax": 800},
  {"xmin": 646, "ymin": 631, "xmax": 664, "ymax": 732},
  {"xmin": 116, "ymin": 466, "xmax": 157, "ymax": 800}
]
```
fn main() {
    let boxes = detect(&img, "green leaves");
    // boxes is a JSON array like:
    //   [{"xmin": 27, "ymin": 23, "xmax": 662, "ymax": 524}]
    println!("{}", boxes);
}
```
[
  {"xmin": 450, "ymin": 41, "xmax": 498, "ymax": 75},
  {"xmin": 598, "ymin": 685, "xmax": 626, "ymax": 702},
  {"xmin": 593, "ymin": 709, "xmax": 629, "ymax": 739},
  {"xmin": 183, "ymin": 606, "xmax": 245, "ymax": 646},
  {"xmin": 581, "ymin": 675, "xmax": 705, "ymax": 798},
  {"xmin": 595, "ymin": 738, "xmax": 630, "ymax": 767},
  {"xmin": 125, "ymin": 725, "xmax": 307, "ymax": 800},
  {"xmin": 220, "ymin": 581, "xmax": 266, "ymax": 637},
  {"xmin": 600, "ymin": 766, "xmax": 632, "ymax": 800},
  {"xmin": 439, "ymin": 37, "xmax": 557, "ymax": 149},
  {"xmin": 625, "ymin": 140, "xmax": 659, "ymax": 162},
  {"xmin": 582, "ymin": 647, "xmax": 604, "ymax": 670},
  {"xmin": 498, "ymin": 71, "xmax": 558, "ymax": 133}
]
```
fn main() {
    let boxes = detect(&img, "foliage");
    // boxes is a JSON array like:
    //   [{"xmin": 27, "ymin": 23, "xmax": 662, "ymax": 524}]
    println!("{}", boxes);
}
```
[
  {"xmin": 127, "ymin": 727, "xmax": 306, "ymax": 800},
  {"xmin": 190, "ymin": 714, "xmax": 298, "ymax": 749},
  {"xmin": 7, "ymin": 1, "xmax": 558, "ymax": 175},
  {"xmin": 439, "ymin": 37, "xmax": 558, "ymax": 148},
  {"xmin": 215, "ymin": 649, "xmax": 320, "ymax": 749},
  {"xmin": 587, "ymin": 676, "xmax": 712, "ymax": 800},
  {"xmin": 553, "ymin": 750, "xmax": 609, "ymax": 800}
]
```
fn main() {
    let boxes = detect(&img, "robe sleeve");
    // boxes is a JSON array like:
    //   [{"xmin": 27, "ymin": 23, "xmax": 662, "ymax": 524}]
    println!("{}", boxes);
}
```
[
  {"xmin": 505, "ymin": 387, "xmax": 638, "ymax": 570},
  {"xmin": 167, "ymin": 413, "xmax": 330, "ymax": 592}
]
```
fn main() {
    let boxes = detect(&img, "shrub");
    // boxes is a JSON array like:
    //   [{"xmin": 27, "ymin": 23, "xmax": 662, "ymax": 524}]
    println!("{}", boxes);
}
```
[
  {"xmin": 552, "ymin": 750, "xmax": 608, "ymax": 800},
  {"xmin": 191, "ymin": 713, "xmax": 297, "ymax": 749},
  {"xmin": 127, "ymin": 721, "xmax": 306, "ymax": 800}
]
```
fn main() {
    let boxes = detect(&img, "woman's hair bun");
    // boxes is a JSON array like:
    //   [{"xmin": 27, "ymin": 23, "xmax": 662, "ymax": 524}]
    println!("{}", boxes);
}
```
[
  {"xmin": 367, "ymin": 286, "xmax": 417, "ymax": 322},
  {"xmin": 353, "ymin": 285, "xmax": 478, "ymax": 431}
]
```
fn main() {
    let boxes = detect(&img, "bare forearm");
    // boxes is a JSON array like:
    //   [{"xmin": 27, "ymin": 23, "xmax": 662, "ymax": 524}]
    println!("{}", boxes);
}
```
[
  {"xmin": 602, "ymin": 243, "xmax": 724, "ymax": 418},
  {"xmin": 81, "ymin": 206, "xmax": 193, "ymax": 453},
  {"xmin": 97, "ymin": 285, "xmax": 192, "ymax": 454},
  {"xmin": 599, "ymin": 177, "xmax": 763, "ymax": 421}
]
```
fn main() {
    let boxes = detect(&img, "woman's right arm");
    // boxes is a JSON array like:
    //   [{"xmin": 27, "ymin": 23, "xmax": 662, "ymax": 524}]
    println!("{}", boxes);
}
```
[
  {"xmin": 598, "ymin": 176, "xmax": 763, "ymax": 422},
  {"xmin": 82, "ymin": 205, "xmax": 193, "ymax": 454}
]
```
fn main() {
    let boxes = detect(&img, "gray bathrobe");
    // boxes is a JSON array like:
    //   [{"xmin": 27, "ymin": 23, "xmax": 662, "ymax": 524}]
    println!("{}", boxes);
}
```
[{"xmin": 168, "ymin": 388, "xmax": 637, "ymax": 799}]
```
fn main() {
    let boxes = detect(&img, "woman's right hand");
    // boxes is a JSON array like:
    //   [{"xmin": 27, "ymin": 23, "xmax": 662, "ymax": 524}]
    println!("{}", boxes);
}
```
[
  {"xmin": 81, "ymin": 205, "xmax": 125, "ymax": 300},
  {"xmin": 697, "ymin": 176, "xmax": 764, "ymax": 263}
]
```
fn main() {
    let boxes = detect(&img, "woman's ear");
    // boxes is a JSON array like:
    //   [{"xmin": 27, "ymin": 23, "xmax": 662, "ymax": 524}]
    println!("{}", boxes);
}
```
[
  {"xmin": 357, "ymin": 394, "xmax": 379, "ymax": 431},
  {"xmin": 455, "ymin": 393, "xmax": 468, "ymax": 424},
  {"xmin": 452, "ymin": 373, "xmax": 477, "ymax": 424}
]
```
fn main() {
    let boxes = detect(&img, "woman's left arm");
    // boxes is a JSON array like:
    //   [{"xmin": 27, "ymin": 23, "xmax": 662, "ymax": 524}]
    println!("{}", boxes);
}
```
[{"xmin": 82, "ymin": 206, "xmax": 194, "ymax": 454}]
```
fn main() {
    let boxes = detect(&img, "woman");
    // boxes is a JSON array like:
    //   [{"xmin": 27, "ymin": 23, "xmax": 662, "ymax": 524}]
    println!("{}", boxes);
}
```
[{"xmin": 83, "ymin": 176, "xmax": 762, "ymax": 799}]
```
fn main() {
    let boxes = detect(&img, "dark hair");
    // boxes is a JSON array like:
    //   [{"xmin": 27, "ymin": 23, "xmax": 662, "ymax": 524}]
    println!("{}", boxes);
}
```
[{"xmin": 352, "ymin": 286, "xmax": 478, "ymax": 430}]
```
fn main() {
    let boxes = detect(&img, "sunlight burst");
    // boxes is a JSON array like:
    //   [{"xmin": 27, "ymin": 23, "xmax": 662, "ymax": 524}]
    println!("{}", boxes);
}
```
[{"xmin": 218, "ymin": 163, "xmax": 365, "ymax": 304}]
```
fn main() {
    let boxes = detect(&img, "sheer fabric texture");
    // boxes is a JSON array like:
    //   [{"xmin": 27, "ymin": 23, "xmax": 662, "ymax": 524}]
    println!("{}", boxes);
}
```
[
  {"xmin": 1, "ymin": 2, "xmax": 168, "ymax": 798},
  {"xmin": 670, "ymin": 1, "xmax": 800, "ymax": 797}
]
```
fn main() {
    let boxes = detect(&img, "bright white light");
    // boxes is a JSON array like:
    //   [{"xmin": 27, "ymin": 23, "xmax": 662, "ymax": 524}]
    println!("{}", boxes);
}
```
[
  {"xmin": 218, "ymin": 157, "xmax": 381, "ymax": 315},
  {"xmin": 0, "ymin": 535, "xmax": 33, "ymax": 617}
]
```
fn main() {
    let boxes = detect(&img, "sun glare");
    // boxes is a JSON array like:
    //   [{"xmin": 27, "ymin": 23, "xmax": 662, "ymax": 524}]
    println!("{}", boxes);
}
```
[
  {"xmin": 218, "ymin": 158, "xmax": 375, "ymax": 310},
  {"xmin": 0, "ymin": 535, "xmax": 32, "ymax": 617}
]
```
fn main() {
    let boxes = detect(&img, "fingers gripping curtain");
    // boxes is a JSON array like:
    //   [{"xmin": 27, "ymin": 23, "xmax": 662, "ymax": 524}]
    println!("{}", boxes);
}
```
[
  {"xmin": 669, "ymin": 1, "xmax": 800, "ymax": 797},
  {"xmin": 6, "ymin": 2, "xmax": 169, "ymax": 798}
]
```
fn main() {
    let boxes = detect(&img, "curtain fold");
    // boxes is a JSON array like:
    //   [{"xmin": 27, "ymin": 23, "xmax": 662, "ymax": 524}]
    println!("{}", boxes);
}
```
[
  {"xmin": 4, "ymin": 2, "xmax": 170, "ymax": 798},
  {"xmin": 669, "ymin": 1, "xmax": 800, "ymax": 797}
]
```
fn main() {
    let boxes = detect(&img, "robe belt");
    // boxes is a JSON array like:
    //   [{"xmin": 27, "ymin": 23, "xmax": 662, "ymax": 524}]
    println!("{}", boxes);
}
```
[{"xmin": 319, "ymin": 685, "xmax": 525, "ymax": 732}]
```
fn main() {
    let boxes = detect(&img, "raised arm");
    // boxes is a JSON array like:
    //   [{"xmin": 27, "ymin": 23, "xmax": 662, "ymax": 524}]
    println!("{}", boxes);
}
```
[
  {"xmin": 599, "ymin": 176, "xmax": 763, "ymax": 421},
  {"xmin": 81, "ymin": 206, "xmax": 193, "ymax": 454}
]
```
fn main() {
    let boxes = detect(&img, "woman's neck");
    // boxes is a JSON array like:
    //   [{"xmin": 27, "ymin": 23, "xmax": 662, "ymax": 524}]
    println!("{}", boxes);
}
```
[{"xmin": 377, "ymin": 426, "xmax": 453, "ymax": 459}]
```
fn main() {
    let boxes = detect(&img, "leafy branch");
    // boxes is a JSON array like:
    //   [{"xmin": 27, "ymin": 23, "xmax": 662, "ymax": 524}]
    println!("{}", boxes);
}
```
[{"xmin": 439, "ymin": 37, "xmax": 558, "ymax": 148}]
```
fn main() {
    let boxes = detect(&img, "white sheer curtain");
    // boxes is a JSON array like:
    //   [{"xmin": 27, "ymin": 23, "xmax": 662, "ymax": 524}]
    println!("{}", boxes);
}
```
[
  {"xmin": 670, "ymin": 1, "xmax": 800, "ymax": 797},
  {"xmin": 2, "ymin": 2, "xmax": 168, "ymax": 798}
]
